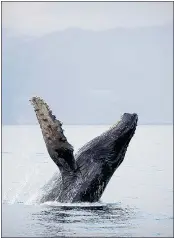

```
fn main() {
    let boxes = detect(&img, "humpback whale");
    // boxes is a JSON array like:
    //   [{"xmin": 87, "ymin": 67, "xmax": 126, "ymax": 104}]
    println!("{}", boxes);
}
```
[{"xmin": 30, "ymin": 97, "xmax": 138, "ymax": 203}]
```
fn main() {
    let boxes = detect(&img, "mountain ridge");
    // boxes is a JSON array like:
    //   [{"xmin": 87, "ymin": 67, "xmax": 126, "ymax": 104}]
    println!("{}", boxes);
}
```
[{"xmin": 2, "ymin": 24, "xmax": 173, "ymax": 125}]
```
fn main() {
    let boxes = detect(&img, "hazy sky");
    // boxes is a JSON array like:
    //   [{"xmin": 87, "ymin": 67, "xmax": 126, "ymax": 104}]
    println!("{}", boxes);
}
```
[
  {"xmin": 2, "ymin": 1, "xmax": 173, "ymax": 125},
  {"xmin": 2, "ymin": 2, "xmax": 173, "ymax": 36}
]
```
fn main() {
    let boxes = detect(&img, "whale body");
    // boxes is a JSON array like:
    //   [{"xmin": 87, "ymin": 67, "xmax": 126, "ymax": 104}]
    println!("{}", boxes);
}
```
[{"xmin": 30, "ymin": 97, "xmax": 138, "ymax": 203}]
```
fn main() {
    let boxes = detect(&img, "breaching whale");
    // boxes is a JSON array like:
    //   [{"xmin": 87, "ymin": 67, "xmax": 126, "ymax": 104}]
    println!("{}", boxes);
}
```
[{"xmin": 30, "ymin": 97, "xmax": 138, "ymax": 203}]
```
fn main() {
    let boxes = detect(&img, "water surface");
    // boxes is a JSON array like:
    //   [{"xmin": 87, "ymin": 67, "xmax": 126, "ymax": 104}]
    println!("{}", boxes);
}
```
[{"xmin": 2, "ymin": 125, "xmax": 173, "ymax": 237}]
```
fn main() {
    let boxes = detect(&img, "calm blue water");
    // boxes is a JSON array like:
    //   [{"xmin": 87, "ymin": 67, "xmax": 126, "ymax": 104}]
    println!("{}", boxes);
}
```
[{"xmin": 2, "ymin": 125, "xmax": 173, "ymax": 237}]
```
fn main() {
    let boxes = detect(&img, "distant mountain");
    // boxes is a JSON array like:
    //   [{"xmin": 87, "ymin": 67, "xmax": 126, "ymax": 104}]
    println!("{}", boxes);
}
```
[{"xmin": 2, "ymin": 25, "xmax": 173, "ymax": 125}]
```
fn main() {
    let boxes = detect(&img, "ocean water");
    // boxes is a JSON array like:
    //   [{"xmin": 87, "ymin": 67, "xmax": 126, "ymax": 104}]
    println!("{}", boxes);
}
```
[{"xmin": 2, "ymin": 125, "xmax": 173, "ymax": 237}]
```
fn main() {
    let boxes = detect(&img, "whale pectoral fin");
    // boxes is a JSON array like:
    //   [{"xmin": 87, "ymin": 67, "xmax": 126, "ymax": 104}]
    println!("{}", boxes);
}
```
[{"xmin": 30, "ymin": 96, "xmax": 77, "ymax": 173}]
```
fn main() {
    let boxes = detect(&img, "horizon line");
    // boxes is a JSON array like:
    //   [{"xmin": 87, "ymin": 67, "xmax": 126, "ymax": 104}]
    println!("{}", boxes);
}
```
[{"xmin": 2, "ymin": 123, "xmax": 173, "ymax": 126}]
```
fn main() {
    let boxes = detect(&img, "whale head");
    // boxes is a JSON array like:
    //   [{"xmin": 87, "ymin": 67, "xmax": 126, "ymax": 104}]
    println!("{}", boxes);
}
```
[{"xmin": 72, "ymin": 113, "xmax": 138, "ymax": 202}]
